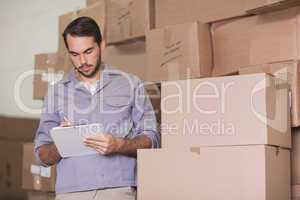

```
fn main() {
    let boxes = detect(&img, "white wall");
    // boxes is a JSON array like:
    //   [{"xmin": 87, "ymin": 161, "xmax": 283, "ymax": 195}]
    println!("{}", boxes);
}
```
[{"xmin": 0, "ymin": 0, "xmax": 86, "ymax": 118}]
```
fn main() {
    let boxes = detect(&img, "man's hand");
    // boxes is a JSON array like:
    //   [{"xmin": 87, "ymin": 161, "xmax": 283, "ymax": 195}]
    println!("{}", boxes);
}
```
[
  {"xmin": 38, "ymin": 143, "xmax": 62, "ymax": 166},
  {"xmin": 84, "ymin": 133, "xmax": 152, "ymax": 157},
  {"xmin": 83, "ymin": 133, "xmax": 124, "ymax": 155}
]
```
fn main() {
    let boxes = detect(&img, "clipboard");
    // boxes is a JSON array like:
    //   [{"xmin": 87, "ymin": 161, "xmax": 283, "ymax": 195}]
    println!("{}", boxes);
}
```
[{"xmin": 50, "ymin": 123, "xmax": 103, "ymax": 158}]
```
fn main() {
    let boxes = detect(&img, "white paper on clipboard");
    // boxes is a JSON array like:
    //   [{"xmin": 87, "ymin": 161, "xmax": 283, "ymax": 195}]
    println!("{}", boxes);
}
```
[{"xmin": 50, "ymin": 123, "xmax": 103, "ymax": 158}]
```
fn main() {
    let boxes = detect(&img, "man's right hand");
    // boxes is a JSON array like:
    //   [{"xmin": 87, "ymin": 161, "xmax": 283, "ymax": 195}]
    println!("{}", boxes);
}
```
[{"xmin": 38, "ymin": 143, "xmax": 61, "ymax": 166}]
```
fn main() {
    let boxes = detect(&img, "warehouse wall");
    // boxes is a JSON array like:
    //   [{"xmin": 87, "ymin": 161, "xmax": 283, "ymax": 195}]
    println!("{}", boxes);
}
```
[{"xmin": 0, "ymin": 0, "xmax": 86, "ymax": 118}]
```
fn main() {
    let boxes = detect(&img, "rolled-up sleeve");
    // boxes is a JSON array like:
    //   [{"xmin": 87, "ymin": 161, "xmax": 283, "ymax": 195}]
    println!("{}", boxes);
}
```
[
  {"xmin": 131, "ymin": 80, "xmax": 160, "ymax": 148},
  {"xmin": 34, "ymin": 86, "xmax": 60, "ymax": 166}
]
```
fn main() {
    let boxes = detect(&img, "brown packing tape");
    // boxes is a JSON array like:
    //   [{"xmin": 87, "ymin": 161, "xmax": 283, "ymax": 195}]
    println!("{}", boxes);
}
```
[
  {"xmin": 266, "ymin": 74, "xmax": 290, "ymax": 133},
  {"xmin": 163, "ymin": 27, "xmax": 172, "ymax": 49},
  {"xmin": 190, "ymin": 147, "xmax": 201, "ymax": 155},
  {"xmin": 266, "ymin": 75, "xmax": 277, "ymax": 121},
  {"xmin": 146, "ymin": 0, "xmax": 155, "ymax": 30},
  {"xmin": 239, "ymin": 61, "xmax": 299, "ymax": 126}
]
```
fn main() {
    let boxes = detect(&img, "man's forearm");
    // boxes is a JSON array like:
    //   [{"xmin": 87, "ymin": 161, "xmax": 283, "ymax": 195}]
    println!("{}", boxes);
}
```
[
  {"xmin": 38, "ymin": 143, "xmax": 61, "ymax": 166},
  {"xmin": 116, "ymin": 135, "xmax": 152, "ymax": 157}
]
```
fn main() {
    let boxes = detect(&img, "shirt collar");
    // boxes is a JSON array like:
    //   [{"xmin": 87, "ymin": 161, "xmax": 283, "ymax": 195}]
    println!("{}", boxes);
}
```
[{"xmin": 61, "ymin": 63, "xmax": 118, "ymax": 94}]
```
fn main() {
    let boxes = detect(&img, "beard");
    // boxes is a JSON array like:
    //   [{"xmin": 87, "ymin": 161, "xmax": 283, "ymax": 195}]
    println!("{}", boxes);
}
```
[{"xmin": 75, "ymin": 57, "xmax": 101, "ymax": 78}]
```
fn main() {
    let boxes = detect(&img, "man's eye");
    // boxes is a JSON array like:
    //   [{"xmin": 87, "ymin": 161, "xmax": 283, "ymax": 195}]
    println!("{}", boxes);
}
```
[
  {"xmin": 86, "ymin": 50, "xmax": 93, "ymax": 55},
  {"xmin": 71, "ymin": 53, "xmax": 78, "ymax": 57}
]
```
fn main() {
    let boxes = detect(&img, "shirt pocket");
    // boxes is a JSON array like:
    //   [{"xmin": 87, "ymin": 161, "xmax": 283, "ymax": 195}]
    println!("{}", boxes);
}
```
[{"xmin": 102, "ymin": 96, "xmax": 132, "ymax": 122}]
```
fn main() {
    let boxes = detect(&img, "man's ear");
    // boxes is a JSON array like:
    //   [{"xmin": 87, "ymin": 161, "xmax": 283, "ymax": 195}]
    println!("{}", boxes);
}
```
[{"xmin": 100, "ymin": 40, "xmax": 106, "ymax": 52}]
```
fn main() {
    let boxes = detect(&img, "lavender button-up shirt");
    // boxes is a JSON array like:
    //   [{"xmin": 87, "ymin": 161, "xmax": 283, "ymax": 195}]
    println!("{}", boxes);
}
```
[{"xmin": 34, "ymin": 64, "xmax": 160, "ymax": 194}]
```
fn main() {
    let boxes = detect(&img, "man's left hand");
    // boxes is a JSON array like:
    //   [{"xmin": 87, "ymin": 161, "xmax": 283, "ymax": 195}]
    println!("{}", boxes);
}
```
[{"xmin": 83, "ymin": 133, "xmax": 124, "ymax": 155}]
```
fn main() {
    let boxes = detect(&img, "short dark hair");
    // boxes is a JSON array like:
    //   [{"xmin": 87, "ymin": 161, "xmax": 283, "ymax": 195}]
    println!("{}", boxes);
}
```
[{"xmin": 62, "ymin": 16, "xmax": 102, "ymax": 49}]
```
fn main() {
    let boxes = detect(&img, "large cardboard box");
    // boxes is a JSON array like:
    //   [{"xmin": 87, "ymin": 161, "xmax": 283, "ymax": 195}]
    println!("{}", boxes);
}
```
[
  {"xmin": 102, "ymin": 40, "xmax": 146, "ymax": 80},
  {"xmin": 0, "ymin": 117, "xmax": 39, "ymax": 141},
  {"xmin": 161, "ymin": 73, "xmax": 291, "ymax": 148},
  {"xmin": 292, "ymin": 128, "xmax": 300, "ymax": 185},
  {"xmin": 155, "ymin": 0, "xmax": 249, "ymax": 29},
  {"xmin": 33, "ymin": 53, "xmax": 71, "ymax": 100},
  {"xmin": 58, "ymin": 2, "xmax": 106, "ymax": 53},
  {"xmin": 27, "ymin": 192, "xmax": 55, "ymax": 200},
  {"xmin": 138, "ymin": 145, "xmax": 291, "ymax": 200},
  {"xmin": 212, "ymin": 7, "xmax": 300, "ymax": 76},
  {"xmin": 106, "ymin": 0, "xmax": 155, "ymax": 44},
  {"xmin": 0, "ymin": 141, "xmax": 26, "ymax": 199},
  {"xmin": 22, "ymin": 143, "xmax": 56, "ymax": 192},
  {"xmin": 146, "ymin": 22, "xmax": 212, "ymax": 82},
  {"xmin": 239, "ymin": 61, "xmax": 300, "ymax": 127}
]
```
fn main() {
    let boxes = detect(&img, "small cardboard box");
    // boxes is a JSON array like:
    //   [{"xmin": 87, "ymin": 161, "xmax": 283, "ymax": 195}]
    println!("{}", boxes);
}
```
[
  {"xmin": 106, "ymin": 0, "xmax": 155, "ymax": 44},
  {"xmin": 33, "ymin": 53, "xmax": 70, "ymax": 100},
  {"xmin": 102, "ymin": 40, "xmax": 147, "ymax": 80},
  {"xmin": 146, "ymin": 22, "xmax": 212, "ymax": 82}
]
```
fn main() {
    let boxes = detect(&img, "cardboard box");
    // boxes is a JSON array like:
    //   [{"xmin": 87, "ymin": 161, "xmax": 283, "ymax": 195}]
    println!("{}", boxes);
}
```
[
  {"xmin": 239, "ymin": 61, "xmax": 300, "ymax": 127},
  {"xmin": 33, "ymin": 53, "xmax": 71, "ymax": 100},
  {"xmin": 58, "ymin": 2, "xmax": 106, "ymax": 53},
  {"xmin": 212, "ymin": 7, "xmax": 300, "ymax": 76},
  {"xmin": 27, "ymin": 192, "xmax": 55, "ymax": 200},
  {"xmin": 22, "ymin": 143, "xmax": 56, "ymax": 192},
  {"xmin": 146, "ymin": 22, "xmax": 212, "ymax": 82},
  {"xmin": 0, "ymin": 141, "xmax": 26, "ymax": 200},
  {"xmin": 246, "ymin": 0, "xmax": 300, "ymax": 14},
  {"xmin": 0, "ymin": 117, "xmax": 39, "ymax": 142},
  {"xmin": 102, "ymin": 40, "xmax": 146, "ymax": 80},
  {"xmin": 161, "ymin": 73, "xmax": 291, "ymax": 148},
  {"xmin": 155, "ymin": 0, "xmax": 250, "ymax": 29},
  {"xmin": 138, "ymin": 145, "xmax": 291, "ymax": 200},
  {"xmin": 292, "ymin": 128, "xmax": 300, "ymax": 185},
  {"xmin": 106, "ymin": 0, "xmax": 155, "ymax": 44}
]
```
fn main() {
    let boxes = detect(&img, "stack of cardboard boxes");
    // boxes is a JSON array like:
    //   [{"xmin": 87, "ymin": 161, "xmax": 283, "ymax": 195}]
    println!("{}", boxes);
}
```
[
  {"xmin": 137, "ymin": 0, "xmax": 300, "ymax": 200},
  {"xmin": 0, "ymin": 116, "xmax": 56, "ymax": 200}
]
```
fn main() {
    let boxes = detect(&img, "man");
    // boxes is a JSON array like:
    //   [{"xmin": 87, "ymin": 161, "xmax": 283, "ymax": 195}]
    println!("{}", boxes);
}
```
[{"xmin": 34, "ymin": 17, "xmax": 160, "ymax": 200}]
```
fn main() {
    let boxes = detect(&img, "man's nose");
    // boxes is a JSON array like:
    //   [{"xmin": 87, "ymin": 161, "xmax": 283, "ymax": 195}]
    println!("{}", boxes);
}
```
[{"xmin": 79, "ymin": 54, "xmax": 87, "ymax": 65}]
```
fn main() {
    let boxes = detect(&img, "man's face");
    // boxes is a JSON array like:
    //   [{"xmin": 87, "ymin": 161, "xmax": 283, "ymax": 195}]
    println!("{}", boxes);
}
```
[{"xmin": 66, "ymin": 34, "xmax": 101, "ymax": 78}]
